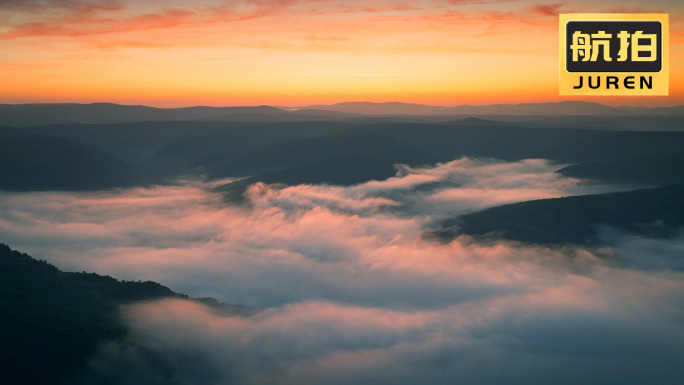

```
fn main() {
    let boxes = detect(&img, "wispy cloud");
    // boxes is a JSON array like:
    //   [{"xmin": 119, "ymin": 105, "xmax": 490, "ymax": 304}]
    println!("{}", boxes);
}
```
[
  {"xmin": 0, "ymin": 9, "xmax": 196, "ymax": 40},
  {"xmin": 527, "ymin": 2, "xmax": 568, "ymax": 16},
  {"xmin": 1, "ymin": 0, "xmax": 683, "ymax": 106}
]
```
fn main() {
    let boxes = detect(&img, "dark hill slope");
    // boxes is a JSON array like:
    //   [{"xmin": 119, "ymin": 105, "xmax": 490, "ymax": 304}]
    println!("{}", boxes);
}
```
[
  {"xmin": 21, "ymin": 121, "xmax": 351, "ymax": 172},
  {"xmin": 11, "ymin": 122, "xmax": 684, "ymax": 193},
  {"xmin": 430, "ymin": 184, "xmax": 684, "ymax": 246},
  {"xmin": 0, "ymin": 244, "xmax": 183, "ymax": 384},
  {"xmin": 370, "ymin": 124, "xmax": 684, "ymax": 162},
  {"xmin": 215, "ymin": 133, "xmax": 444, "ymax": 202},
  {"xmin": 557, "ymin": 153, "xmax": 684, "ymax": 185},
  {"xmin": 16, "ymin": 122, "xmax": 684, "ymax": 176},
  {"xmin": 149, "ymin": 122, "xmax": 352, "ymax": 170},
  {"xmin": 193, "ymin": 132, "xmax": 435, "ymax": 178},
  {"xmin": 0, "ymin": 134, "xmax": 142, "ymax": 191},
  {"xmin": 0, "ymin": 125, "xmax": 19, "ymax": 136},
  {"xmin": 23, "ymin": 121, "xmax": 247, "ymax": 163},
  {"xmin": 0, "ymin": 244, "xmax": 247, "ymax": 385}
]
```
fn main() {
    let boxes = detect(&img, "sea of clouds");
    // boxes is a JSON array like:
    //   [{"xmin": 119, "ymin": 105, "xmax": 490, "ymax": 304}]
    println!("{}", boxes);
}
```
[{"xmin": 1, "ymin": 158, "xmax": 683, "ymax": 384}]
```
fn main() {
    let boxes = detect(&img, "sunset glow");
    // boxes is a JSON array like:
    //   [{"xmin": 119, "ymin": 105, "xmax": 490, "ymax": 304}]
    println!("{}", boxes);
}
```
[{"xmin": 2, "ymin": 0, "xmax": 683, "ymax": 107}]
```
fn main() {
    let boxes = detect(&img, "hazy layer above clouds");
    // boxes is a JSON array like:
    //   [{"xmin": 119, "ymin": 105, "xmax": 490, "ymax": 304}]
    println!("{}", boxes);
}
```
[{"xmin": 1, "ymin": 158, "xmax": 683, "ymax": 384}]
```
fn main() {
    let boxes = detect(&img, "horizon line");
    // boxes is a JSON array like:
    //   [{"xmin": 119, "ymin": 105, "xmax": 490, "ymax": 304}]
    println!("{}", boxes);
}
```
[{"xmin": 1, "ymin": 100, "xmax": 683, "ymax": 110}]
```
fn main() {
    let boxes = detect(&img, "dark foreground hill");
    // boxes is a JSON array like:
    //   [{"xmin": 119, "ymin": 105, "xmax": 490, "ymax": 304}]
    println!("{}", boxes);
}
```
[
  {"xmin": 429, "ymin": 184, "xmax": 684, "ymax": 246},
  {"xmin": 0, "ymin": 244, "xmax": 246, "ymax": 385}
]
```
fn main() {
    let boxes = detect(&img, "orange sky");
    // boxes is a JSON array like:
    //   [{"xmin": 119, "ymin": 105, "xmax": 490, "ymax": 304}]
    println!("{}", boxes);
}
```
[{"xmin": 1, "ymin": 0, "xmax": 683, "ymax": 107}]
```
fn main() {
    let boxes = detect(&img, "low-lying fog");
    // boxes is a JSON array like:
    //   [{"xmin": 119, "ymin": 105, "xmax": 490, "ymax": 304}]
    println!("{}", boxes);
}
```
[{"xmin": 1, "ymin": 158, "xmax": 682, "ymax": 385}]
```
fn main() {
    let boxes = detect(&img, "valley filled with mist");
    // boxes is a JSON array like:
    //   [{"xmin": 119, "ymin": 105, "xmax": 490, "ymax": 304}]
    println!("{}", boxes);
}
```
[{"xmin": 2, "ymin": 102, "xmax": 684, "ymax": 384}]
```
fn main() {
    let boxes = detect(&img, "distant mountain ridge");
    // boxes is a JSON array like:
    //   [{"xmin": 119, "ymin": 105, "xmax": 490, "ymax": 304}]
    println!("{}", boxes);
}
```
[
  {"xmin": 1, "ymin": 101, "xmax": 683, "ymax": 127},
  {"xmin": 292, "ymin": 101, "xmax": 681, "ymax": 116},
  {"xmin": 0, "ymin": 103, "xmax": 290, "ymax": 127}
]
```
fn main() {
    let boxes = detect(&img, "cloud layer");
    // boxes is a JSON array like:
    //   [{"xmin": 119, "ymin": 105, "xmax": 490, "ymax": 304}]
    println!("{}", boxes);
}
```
[{"xmin": 0, "ymin": 158, "xmax": 613, "ymax": 306}]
